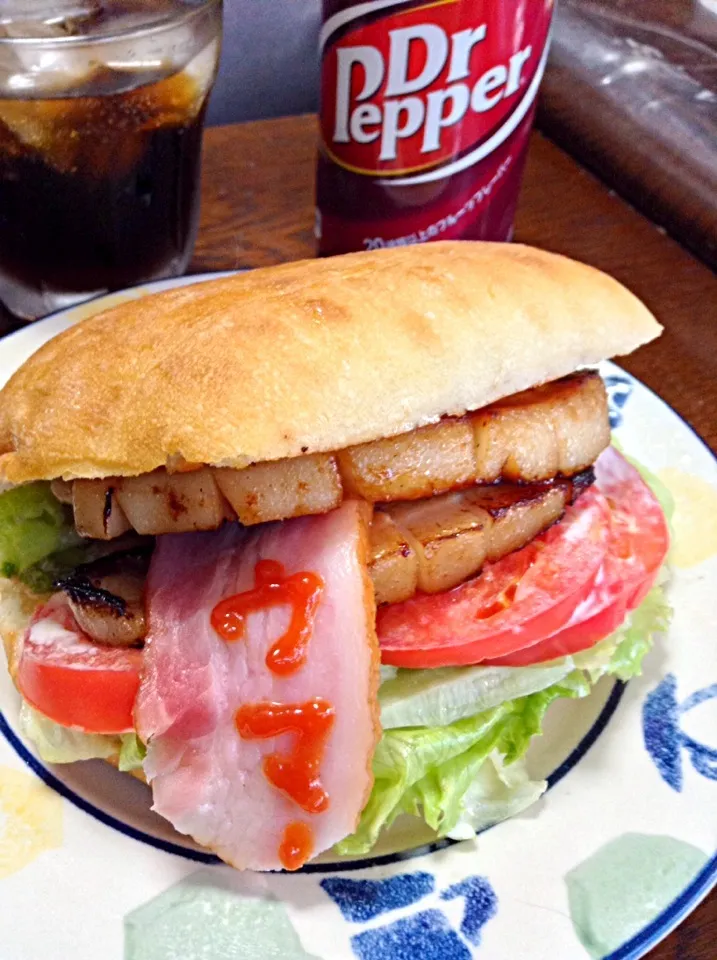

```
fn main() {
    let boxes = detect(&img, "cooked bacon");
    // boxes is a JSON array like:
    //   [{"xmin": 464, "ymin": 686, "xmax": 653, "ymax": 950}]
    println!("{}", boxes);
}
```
[
  {"xmin": 134, "ymin": 500, "xmax": 379, "ymax": 871},
  {"xmin": 57, "ymin": 549, "xmax": 151, "ymax": 647},
  {"xmin": 68, "ymin": 372, "xmax": 609, "ymax": 539}
]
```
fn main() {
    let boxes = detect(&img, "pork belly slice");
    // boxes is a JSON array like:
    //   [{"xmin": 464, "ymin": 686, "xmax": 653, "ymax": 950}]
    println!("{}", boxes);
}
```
[{"xmin": 69, "ymin": 372, "xmax": 609, "ymax": 538}]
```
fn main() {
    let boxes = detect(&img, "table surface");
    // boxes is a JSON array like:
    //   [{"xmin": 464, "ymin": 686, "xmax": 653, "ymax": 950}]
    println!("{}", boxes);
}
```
[{"xmin": 189, "ymin": 114, "xmax": 717, "ymax": 960}]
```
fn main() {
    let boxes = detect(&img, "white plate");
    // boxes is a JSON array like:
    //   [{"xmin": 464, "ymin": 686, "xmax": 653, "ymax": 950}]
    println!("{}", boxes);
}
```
[{"xmin": 1, "ymin": 275, "xmax": 716, "ymax": 960}]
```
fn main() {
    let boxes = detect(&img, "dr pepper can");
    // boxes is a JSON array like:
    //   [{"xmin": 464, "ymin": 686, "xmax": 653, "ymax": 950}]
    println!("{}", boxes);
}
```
[{"xmin": 317, "ymin": 0, "xmax": 554, "ymax": 255}]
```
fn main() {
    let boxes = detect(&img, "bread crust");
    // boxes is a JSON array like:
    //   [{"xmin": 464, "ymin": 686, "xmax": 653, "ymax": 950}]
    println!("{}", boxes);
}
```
[{"xmin": 0, "ymin": 242, "xmax": 661, "ymax": 484}]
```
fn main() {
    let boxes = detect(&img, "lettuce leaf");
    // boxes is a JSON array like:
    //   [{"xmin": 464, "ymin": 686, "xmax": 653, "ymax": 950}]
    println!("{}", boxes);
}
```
[
  {"xmin": 0, "ymin": 482, "xmax": 116, "ymax": 592},
  {"xmin": 379, "ymin": 659, "xmax": 576, "ymax": 729},
  {"xmin": 118, "ymin": 733, "xmax": 147, "ymax": 773},
  {"xmin": 336, "ymin": 704, "xmax": 512, "ymax": 855},
  {"xmin": 611, "ymin": 441, "xmax": 675, "ymax": 527},
  {"xmin": 573, "ymin": 587, "xmax": 671, "ymax": 683},
  {"xmin": 0, "ymin": 483, "xmax": 81, "ymax": 583},
  {"xmin": 20, "ymin": 703, "xmax": 145, "ymax": 772},
  {"xmin": 447, "ymin": 752, "xmax": 546, "ymax": 839},
  {"xmin": 338, "ymin": 585, "xmax": 669, "ymax": 855}
]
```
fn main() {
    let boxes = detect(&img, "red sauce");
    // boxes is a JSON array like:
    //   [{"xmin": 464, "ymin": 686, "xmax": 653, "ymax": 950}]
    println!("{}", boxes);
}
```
[
  {"xmin": 218, "ymin": 560, "xmax": 334, "ymax": 866},
  {"xmin": 211, "ymin": 559, "xmax": 324, "ymax": 675},
  {"xmin": 235, "ymin": 699, "xmax": 335, "ymax": 813},
  {"xmin": 279, "ymin": 821, "xmax": 314, "ymax": 871}
]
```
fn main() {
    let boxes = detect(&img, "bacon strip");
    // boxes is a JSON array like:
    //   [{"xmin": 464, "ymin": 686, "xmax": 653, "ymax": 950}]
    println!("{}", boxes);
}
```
[{"xmin": 134, "ymin": 502, "xmax": 379, "ymax": 871}]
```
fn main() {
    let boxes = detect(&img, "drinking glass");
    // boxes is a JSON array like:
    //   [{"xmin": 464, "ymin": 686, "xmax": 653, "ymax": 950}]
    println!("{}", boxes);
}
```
[{"xmin": 0, "ymin": 0, "xmax": 222, "ymax": 320}]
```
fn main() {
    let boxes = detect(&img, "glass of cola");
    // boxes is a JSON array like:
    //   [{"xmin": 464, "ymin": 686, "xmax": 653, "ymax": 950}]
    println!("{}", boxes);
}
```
[{"xmin": 0, "ymin": 0, "xmax": 222, "ymax": 320}]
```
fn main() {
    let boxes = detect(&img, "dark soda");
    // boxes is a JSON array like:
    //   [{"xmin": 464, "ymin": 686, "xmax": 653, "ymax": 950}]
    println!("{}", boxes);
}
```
[
  {"xmin": 0, "ymin": 0, "xmax": 221, "ymax": 319},
  {"xmin": 0, "ymin": 69, "xmax": 206, "ymax": 311}
]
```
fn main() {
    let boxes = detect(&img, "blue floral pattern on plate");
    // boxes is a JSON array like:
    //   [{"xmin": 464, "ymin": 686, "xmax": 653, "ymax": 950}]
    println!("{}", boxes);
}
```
[
  {"xmin": 604, "ymin": 375, "xmax": 634, "ymax": 429},
  {"xmin": 643, "ymin": 674, "xmax": 717, "ymax": 790},
  {"xmin": 322, "ymin": 872, "xmax": 498, "ymax": 958}
]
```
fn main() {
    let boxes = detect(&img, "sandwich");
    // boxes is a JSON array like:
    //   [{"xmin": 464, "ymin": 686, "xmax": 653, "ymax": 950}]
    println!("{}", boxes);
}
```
[{"xmin": 0, "ymin": 242, "xmax": 670, "ymax": 871}]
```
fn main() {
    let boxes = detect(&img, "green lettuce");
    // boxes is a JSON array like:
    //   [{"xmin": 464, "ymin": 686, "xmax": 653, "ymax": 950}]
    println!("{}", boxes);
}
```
[
  {"xmin": 0, "ymin": 482, "xmax": 116, "ymax": 592},
  {"xmin": 0, "ymin": 482, "xmax": 147, "ymax": 592},
  {"xmin": 0, "ymin": 483, "xmax": 82, "ymax": 584},
  {"xmin": 20, "ymin": 703, "xmax": 146, "ymax": 772},
  {"xmin": 118, "ymin": 734, "xmax": 147, "ymax": 773},
  {"xmin": 338, "ymin": 585, "xmax": 669, "ymax": 855},
  {"xmin": 611, "ymin": 440, "xmax": 675, "ymax": 527},
  {"xmin": 574, "ymin": 586, "xmax": 671, "ymax": 683},
  {"xmin": 379, "ymin": 659, "xmax": 576, "ymax": 729}
]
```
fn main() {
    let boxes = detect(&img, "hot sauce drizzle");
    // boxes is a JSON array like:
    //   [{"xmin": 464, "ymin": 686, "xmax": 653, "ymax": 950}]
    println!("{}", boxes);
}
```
[
  {"xmin": 279, "ymin": 821, "xmax": 315, "ymax": 871},
  {"xmin": 215, "ymin": 559, "xmax": 334, "ymax": 868},
  {"xmin": 211, "ymin": 559, "xmax": 324, "ymax": 675},
  {"xmin": 235, "ymin": 699, "xmax": 335, "ymax": 814}
]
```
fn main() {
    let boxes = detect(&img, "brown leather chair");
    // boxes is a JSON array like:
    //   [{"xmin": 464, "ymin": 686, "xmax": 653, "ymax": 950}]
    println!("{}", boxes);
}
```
[{"xmin": 206, "ymin": 0, "xmax": 321, "ymax": 125}]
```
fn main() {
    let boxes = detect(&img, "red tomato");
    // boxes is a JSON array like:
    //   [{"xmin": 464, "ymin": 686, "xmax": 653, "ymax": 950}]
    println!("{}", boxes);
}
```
[
  {"xmin": 485, "ymin": 594, "xmax": 629, "ymax": 666},
  {"xmin": 380, "ymin": 448, "xmax": 670, "ymax": 671},
  {"xmin": 593, "ymin": 446, "xmax": 669, "ymax": 608},
  {"xmin": 17, "ymin": 596, "xmax": 141, "ymax": 734},
  {"xmin": 377, "ymin": 488, "xmax": 612, "ymax": 668},
  {"xmin": 490, "ymin": 449, "xmax": 669, "ymax": 667}
]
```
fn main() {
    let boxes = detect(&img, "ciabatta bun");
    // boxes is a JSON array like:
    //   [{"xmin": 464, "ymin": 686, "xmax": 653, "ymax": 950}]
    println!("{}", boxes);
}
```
[{"xmin": 0, "ymin": 242, "xmax": 661, "ymax": 484}]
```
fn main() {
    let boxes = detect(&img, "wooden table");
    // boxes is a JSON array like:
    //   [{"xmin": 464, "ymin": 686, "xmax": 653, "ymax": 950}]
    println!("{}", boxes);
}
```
[{"xmin": 190, "ymin": 114, "xmax": 717, "ymax": 959}]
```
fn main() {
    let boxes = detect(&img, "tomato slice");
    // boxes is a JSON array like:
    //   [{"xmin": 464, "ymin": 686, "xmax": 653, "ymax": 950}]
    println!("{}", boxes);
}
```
[
  {"xmin": 593, "ymin": 446, "xmax": 669, "ymax": 608},
  {"xmin": 388, "ymin": 448, "xmax": 670, "ymax": 671},
  {"xmin": 490, "ymin": 449, "xmax": 669, "ymax": 667},
  {"xmin": 486, "ymin": 594, "xmax": 629, "ymax": 666},
  {"xmin": 17, "ymin": 596, "xmax": 141, "ymax": 734},
  {"xmin": 377, "ymin": 487, "xmax": 612, "ymax": 668}
]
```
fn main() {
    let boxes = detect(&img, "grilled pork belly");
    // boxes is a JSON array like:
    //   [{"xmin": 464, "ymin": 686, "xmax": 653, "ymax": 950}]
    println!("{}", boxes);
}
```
[
  {"xmin": 57, "ymin": 472, "xmax": 592, "ymax": 646},
  {"xmin": 371, "ymin": 470, "xmax": 592, "ymax": 605},
  {"xmin": 66, "ymin": 372, "xmax": 609, "ymax": 539},
  {"xmin": 57, "ymin": 550, "xmax": 150, "ymax": 647}
]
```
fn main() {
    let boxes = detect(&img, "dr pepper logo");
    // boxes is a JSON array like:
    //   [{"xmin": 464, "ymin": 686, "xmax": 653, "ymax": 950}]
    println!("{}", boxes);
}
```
[{"xmin": 320, "ymin": 0, "xmax": 553, "ymax": 182}]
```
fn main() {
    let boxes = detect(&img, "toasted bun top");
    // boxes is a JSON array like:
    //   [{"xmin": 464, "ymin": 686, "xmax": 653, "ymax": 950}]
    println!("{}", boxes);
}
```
[{"xmin": 0, "ymin": 242, "xmax": 661, "ymax": 484}]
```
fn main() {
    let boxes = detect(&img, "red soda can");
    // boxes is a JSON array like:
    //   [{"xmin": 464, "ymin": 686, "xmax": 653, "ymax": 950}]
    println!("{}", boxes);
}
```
[{"xmin": 316, "ymin": 0, "xmax": 554, "ymax": 255}]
